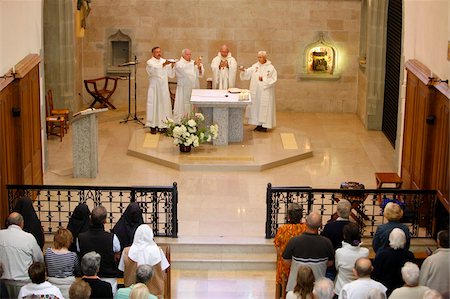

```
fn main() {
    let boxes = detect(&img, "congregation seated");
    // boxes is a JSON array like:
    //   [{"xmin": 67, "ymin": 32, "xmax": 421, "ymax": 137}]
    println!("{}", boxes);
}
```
[
  {"xmin": 321, "ymin": 199, "xmax": 351, "ymax": 250},
  {"xmin": 389, "ymin": 262, "xmax": 430, "ymax": 299},
  {"xmin": 14, "ymin": 196, "xmax": 45, "ymax": 250},
  {"xmin": 18, "ymin": 262, "xmax": 64, "ymax": 299},
  {"xmin": 312, "ymin": 277, "xmax": 334, "ymax": 299},
  {"xmin": 67, "ymin": 203, "xmax": 91, "ymax": 253},
  {"xmin": 373, "ymin": 202, "xmax": 411, "ymax": 253},
  {"xmin": 77, "ymin": 205, "xmax": 121, "ymax": 294},
  {"xmin": 45, "ymin": 228, "xmax": 80, "ymax": 299},
  {"xmin": 283, "ymin": 211, "xmax": 334, "ymax": 292},
  {"xmin": 419, "ymin": 230, "xmax": 450, "ymax": 296},
  {"xmin": 274, "ymin": 203, "xmax": 306, "ymax": 289},
  {"xmin": 81, "ymin": 251, "xmax": 113, "ymax": 299},
  {"xmin": 285, "ymin": 265, "xmax": 314, "ymax": 299},
  {"xmin": 339, "ymin": 257, "xmax": 387, "ymax": 298},
  {"xmin": 115, "ymin": 265, "xmax": 157, "ymax": 299},
  {"xmin": 334, "ymin": 222, "xmax": 369, "ymax": 296},
  {"xmin": 118, "ymin": 224, "xmax": 169, "ymax": 298},
  {"xmin": 0, "ymin": 212, "xmax": 43, "ymax": 299},
  {"xmin": 372, "ymin": 228, "xmax": 415, "ymax": 296},
  {"xmin": 112, "ymin": 202, "xmax": 144, "ymax": 250},
  {"xmin": 69, "ymin": 280, "xmax": 91, "ymax": 299}
]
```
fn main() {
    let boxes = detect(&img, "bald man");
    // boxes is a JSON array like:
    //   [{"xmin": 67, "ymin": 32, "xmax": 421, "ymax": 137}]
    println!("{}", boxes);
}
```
[
  {"xmin": 282, "ymin": 211, "xmax": 334, "ymax": 292},
  {"xmin": 0, "ymin": 212, "xmax": 43, "ymax": 298},
  {"xmin": 211, "ymin": 45, "xmax": 237, "ymax": 90},
  {"xmin": 339, "ymin": 258, "xmax": 387, "ymax": 299},
  {"xmin": 173, "ymin": 48, "xmax": 204, "ymax": 118}
]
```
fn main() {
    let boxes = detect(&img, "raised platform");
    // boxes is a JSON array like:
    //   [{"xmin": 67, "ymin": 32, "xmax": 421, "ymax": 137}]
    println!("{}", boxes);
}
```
[{"xmin": 127, "ymin": 125, "xmax": 313, "ymax": 171}]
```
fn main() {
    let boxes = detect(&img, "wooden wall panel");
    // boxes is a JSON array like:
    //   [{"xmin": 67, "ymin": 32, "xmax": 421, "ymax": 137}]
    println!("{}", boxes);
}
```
[
  {"xmin": 403, "ymin": 59, "xmax": 449, "ymax": 233},
  {"xmin": 0, "ymin": 55, "xmax": 42, "ymax": 226}
]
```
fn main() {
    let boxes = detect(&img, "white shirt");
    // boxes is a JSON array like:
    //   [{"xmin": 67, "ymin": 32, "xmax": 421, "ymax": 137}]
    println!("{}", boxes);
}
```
[
  {"xmin": 388, "ymin": 286, "xmax": 430, "ymax": 299},
  {"xmin": 18, "ymin": 281, "xmax": 65, "ymax": 299},
  {"xmin": 0, "ymin": 225, "xmax": 43, "ymax": 281},
  {"xmin": 339, "ymin": 277, "xmax": 387, "ymax": 299},
  {"xmin": 334, "ymin": 241, "xmax": 369, "ymax": 295}
]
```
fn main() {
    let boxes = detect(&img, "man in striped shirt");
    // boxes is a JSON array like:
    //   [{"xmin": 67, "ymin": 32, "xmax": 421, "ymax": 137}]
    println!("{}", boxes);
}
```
[{"xmin": 283, "ymin": 211, "xmax": 335, "ymax": 292}]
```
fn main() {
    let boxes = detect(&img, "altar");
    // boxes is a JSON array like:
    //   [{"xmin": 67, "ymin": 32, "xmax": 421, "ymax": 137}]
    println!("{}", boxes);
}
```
[{"xmin": 190, "ymin": 89, "xmax": 251, "ymax": 146}]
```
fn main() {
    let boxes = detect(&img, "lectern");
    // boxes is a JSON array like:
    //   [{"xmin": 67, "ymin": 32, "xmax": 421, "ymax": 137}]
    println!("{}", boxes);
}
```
[{"xmin": 72, "ymin": 108, "xmax": 108, "ymax": 178}]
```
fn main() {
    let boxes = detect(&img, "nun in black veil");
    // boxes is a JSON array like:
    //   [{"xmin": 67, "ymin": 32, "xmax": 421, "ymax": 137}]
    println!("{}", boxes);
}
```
[
  {"xmin": 13, "ymin": 196, "xmax": 45, "ymax": 249},
  {"xmin": 112, "ymin": 202, "xmax": 144, "ymax": 250},
  {"xmin": 66, "ymin": 203, "xmax": 90, "ymax": 252}
]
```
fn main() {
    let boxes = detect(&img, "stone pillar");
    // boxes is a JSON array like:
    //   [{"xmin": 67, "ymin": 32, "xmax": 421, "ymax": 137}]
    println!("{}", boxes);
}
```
[{"xmin": 72, "ymin": 113, "xmax": 99, "ymax": 178}]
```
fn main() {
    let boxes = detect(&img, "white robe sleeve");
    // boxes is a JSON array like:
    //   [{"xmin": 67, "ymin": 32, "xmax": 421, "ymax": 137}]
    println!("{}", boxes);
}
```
[
  {"xmin": 228, "ymin": 57, "xmax": 237, "ymax": 88},
  {"xmin": 240, "ymin": 65, "xmax": 254, "ymax": 81},
  {"xmin": 262, "ymin": 66, "xmax": 277, "ymax": 89},
  {"xmin": 164, "ymin": 64, "xmax": 175, "ymax": 79},
  {"xmin": 211, "ymin": 57, "xmax": 221, "ymax": 88}
]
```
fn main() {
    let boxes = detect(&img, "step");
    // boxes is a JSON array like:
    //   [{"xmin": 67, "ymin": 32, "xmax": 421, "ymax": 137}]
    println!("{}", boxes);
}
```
[{"xmin": 156, "ymin": 236, "xmax": 276, "ymax": 271}]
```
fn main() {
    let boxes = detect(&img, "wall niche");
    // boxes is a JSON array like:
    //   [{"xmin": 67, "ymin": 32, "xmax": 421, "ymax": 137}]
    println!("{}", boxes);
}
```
[{"xmin": 106, "ymin": 29, "xmax": 132, "ymax": 76}]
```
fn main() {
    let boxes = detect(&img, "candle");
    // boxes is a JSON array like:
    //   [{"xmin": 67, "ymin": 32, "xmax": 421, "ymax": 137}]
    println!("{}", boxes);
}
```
[{"xmin": 12, "ymin": 66, "xmax": 15, "ymax": 74}]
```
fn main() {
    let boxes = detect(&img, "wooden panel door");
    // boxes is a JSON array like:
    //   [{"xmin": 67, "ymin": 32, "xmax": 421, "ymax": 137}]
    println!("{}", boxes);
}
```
[{"xmin": 401, "ymin": 71, "xmax": 419, "ymax": 189}]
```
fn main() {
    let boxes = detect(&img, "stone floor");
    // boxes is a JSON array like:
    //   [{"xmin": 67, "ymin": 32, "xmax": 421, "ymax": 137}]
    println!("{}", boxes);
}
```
[{"xmin": 44, "ymin": 110, "xmax": 398, "ymax": 299}]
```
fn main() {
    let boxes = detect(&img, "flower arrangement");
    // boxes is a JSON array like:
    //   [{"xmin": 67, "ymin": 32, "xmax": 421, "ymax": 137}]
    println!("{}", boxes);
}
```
[{"xmin": 164, "ymin": 113, "xmax": 219, "ymax": 147}]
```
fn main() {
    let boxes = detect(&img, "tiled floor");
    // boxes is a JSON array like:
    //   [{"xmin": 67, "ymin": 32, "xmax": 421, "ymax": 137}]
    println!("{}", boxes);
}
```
[{"xmin": 44, "ymin": 110, "xmax": 397, "ymax": 298}]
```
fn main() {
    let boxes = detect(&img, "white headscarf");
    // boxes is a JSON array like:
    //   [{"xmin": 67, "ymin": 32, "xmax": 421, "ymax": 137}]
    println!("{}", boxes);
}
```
[{"xmin": 128, "ymin": 224, "xmax": 162, "ymax": 266}]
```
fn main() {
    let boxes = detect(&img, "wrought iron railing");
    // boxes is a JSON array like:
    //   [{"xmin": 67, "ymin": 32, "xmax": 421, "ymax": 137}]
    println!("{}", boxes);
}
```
[
  {"xmin": 265, "ymin": 183, "xmax": 437, "ymax": 239},
  {"xmin": 7, "ymin": 184, "xmax": 178, "ymax": 238}
]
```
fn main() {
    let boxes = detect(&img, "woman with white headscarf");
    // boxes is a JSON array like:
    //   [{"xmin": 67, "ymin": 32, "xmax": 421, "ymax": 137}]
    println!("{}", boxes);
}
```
[{"xmin": 118, "ymin": 224, "xmax": 169, "ymax": 298}]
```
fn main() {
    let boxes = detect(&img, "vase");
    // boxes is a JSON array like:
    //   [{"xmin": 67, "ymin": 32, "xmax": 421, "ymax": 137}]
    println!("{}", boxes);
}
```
[{"xmin": 179, "ymin": 144, "xmax": 191, "ymax": 153}]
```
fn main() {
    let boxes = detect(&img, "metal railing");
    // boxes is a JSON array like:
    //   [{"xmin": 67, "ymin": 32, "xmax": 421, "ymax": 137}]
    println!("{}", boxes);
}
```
[
  {"xmin": 265, "ymin": 183, "xmax": 437, "ymax": 239},
  {"xmin": 7, "ymin": 184, "xmax": 178, "ymax": 238}
]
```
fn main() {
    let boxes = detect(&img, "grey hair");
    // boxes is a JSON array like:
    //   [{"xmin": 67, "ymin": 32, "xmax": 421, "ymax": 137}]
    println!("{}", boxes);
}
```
[
  {"xmin": 423, "ymin": 289, "xmax": 443, "ymax": 299},
  {"xmin": 81, "ymin": 251, "xmax": 101, "ymax": 276},
  {"xmin": 313, "ymin": 278, "xmax": 334, "ymax": 299},
  {"xmin": 6, "ymin": 213, "xmax": 23, "ymax": 226},
  {"xmin": 389, "ymin": 228, "xmax": 406, "ymax": 250},
  {"xmin": 258, "ymin": 50, "xmax": 267, "ymax": 57},
  {"xmin": 401, "ymin": 262, "xmax": 420, "ymax": 286},
  {"xmin": 181, "ymin": 48, "xmax": 190, "ymax": 56},
  {"xmin": 337, "ymin": 199, "xmax": 351, "ymax": 219},
  {"xmin": 136, "ymin": 264, "xmax": 153, "ymax": 284}
]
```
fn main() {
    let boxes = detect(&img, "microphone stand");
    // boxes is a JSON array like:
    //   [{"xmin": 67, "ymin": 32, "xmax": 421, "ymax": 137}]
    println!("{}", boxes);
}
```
[
  {"xmin": 132, "ymin": 55, "xmax": 144, "ymax": 126},
  {"xmin": 119, "ymin": 55, "xmax": 144, "ymax": 126}
]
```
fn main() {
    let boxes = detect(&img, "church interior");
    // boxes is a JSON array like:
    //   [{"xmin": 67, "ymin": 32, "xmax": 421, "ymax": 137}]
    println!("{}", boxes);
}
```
[{"xmin": 0, "ymin": 0, "xmax": 449, "ymax": 298}]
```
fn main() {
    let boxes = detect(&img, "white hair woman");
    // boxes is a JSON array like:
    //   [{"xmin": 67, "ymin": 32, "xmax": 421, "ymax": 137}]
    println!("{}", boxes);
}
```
[
  {"xmin": 372, "ymin": 202, "xmax": 411, "ymax": 252},
  {"xmin": 389, "ymin": 262, "xmax": 430, "ymax": 299},
  {"xmin": 118, "ymin": 224, "xmax": 170, "ymax": 298},
  {"xmin": 372, "ymin": 228, "xmax": 415, "ymax": 296}
]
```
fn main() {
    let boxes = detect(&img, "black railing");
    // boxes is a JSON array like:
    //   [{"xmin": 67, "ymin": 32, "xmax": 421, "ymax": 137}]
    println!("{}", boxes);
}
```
[
  {"xmin": 265, "ymin": 183, "xmax": 437, "ymax": 239},
  {"xmin": 7, "ymin": 184, "xmax": 178, "ymax": 238}
]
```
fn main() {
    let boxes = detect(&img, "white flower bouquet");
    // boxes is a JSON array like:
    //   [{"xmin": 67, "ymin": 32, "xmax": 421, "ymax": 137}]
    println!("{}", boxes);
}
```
[{"xmin": 164, "ymin": 113, "xmax": 219, "ymax": 147}]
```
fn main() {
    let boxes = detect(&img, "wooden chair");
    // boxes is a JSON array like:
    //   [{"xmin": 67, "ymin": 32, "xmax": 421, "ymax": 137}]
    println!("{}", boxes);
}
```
[
  {"xmin": 46, "ymin": 89, "xmax": 69, "ymax": 133},
  {"xmin": 84, "ymin": 77, "xmax": 118, "ymax": 109},
  {"xmin": 46, "ymin": 116, "xmax": 65, "ymax": 142}
]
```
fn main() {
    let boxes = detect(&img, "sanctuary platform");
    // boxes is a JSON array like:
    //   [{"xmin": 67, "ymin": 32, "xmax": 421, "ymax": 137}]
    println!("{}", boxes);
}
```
[{"xmin": 127, "ymin": 125, "xmax": 313, "ymax": 171}]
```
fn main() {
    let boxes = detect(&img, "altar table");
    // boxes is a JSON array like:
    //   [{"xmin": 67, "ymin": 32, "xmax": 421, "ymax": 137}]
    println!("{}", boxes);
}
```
[{"xmin": 190, "ymin": 89, "xmax": 251, "ymax": 146}]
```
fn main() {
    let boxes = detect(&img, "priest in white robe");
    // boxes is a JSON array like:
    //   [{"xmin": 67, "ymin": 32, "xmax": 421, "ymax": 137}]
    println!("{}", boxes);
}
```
[
  {"xmin": 145, "ymin": 46, "xmax": 175, "ymax": 134},
  {"xmin": 173, "ymin": 48, "xmax": 204, "ymax": 118},
  {"xmin": 210, "ymin": 45, "xmax": 237, "ymax": 90},
  {"xmin": 240, "ymin": 51, "xmax": 277, "ymax": 132}
]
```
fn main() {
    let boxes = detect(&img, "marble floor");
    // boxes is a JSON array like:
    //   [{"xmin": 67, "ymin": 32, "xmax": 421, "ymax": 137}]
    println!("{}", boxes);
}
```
[{"xmin": 44, "ymin": 110, "xmax": 397, "ymax": 299}]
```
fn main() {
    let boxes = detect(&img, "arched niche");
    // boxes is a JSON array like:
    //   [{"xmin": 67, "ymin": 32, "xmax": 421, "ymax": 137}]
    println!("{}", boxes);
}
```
[{"xmin": 298, "ymin": 32, "xmax": 341, "ymax": 80}]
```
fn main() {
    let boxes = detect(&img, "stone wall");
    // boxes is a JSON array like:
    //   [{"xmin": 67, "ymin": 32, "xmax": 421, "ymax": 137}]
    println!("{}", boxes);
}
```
[{"xmin": 81, "ymin": 0, "xmax": 360, "ymax": 113}]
